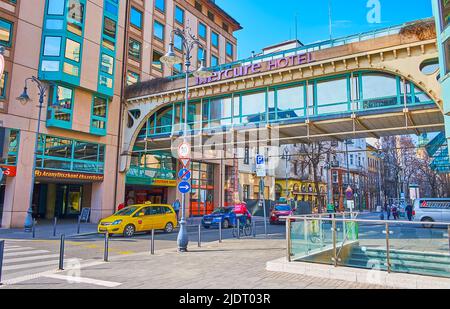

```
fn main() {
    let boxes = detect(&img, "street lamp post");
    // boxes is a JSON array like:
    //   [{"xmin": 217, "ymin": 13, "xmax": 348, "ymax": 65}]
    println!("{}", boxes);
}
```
[
  {"xmin": 160, "ymin": 27, "xmax": 212, "ymax": 252},
  {"xmin": 282, "ymin": 148, "xmax": 290, "ymax": 201},
  {"xmin": 17, "ymin": 77, "xmax": 58, "ymax": 232}
]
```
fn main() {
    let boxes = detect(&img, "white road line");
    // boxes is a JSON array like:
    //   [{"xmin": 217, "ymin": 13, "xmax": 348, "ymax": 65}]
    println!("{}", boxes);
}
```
[
  {"xmin": 43, "ymin": 274, "xmax": 121, "ymax": 288},
  {"xmin": 4, "ymin": 247, "xmax": 34, "ymax": 252},
  {"xmin": 4, "ymin": 250, "xmax": 50, "ymax": 257},
  {"xmin": 3, "ymin": 245, "xmax": 21, "ymax": 249},
  {"xmin": 3, "ymin": 260, "xmax": 60, "ymax": 271},
  {"xmin": 3, "ymin": 254, "xmax": 60, "ymax": 264}
]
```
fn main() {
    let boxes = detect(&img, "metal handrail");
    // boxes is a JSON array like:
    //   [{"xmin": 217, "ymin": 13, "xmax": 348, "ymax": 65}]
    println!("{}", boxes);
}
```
[
  {"xmin": 287, "ymin": 216, "xmax": 450, "ymax": 226},
  {"xmin": 336, "ymin": 213, "xmax": 360, "ymax": 263}
]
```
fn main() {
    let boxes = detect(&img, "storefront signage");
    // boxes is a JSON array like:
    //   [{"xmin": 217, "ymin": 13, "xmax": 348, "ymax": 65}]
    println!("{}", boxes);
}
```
[
  {"xmin": 196, "ymin": 52, "xmax": 314, "ymax": 86},
  {"xmin": 152, "ymin": 179, "xmax": 177, "ymax": 187},
  {"xmin": 0, "ymin": 165, "xmax": 16, "ymax": 177},
  {"xmin": 35, "ymin": 170, "xmax": 104, "ymax": 182}
]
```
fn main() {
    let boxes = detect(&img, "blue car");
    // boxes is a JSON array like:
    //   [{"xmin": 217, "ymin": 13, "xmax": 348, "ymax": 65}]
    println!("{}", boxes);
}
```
[{"xmin": 202, "ymin": 207, "xmax": 252, "ymax": 229}]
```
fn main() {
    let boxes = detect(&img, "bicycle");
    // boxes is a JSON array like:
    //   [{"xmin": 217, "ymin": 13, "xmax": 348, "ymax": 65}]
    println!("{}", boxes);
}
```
[{"xmin": 232, "ymin": 219, "xmax": 252, "ymax": 237}]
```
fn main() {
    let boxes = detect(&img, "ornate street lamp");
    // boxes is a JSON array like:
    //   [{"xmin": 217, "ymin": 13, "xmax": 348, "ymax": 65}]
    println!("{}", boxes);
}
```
[
  {"xmin": 161, "ymin": 27, "xmax": 212, "ymax": 252},
  {"xmin": 17, "ymin": 77, "xmax": 58, "ymax": 231}
]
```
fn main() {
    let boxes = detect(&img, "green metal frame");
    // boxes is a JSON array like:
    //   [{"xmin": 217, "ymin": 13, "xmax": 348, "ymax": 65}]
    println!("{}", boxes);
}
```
[
  {"xmin": 1, "ymin": 129, "xmax": 20, "ymax": 166},
  {"xmin": 0, "ymin": 18, "xmax": 13, "ymax": 47},
  {"xmin": 0, "ymin": 72, "xmax": 8, "ymax": 99},
  {"xmin": 46, "ymin": 84, "xmax": 74, "ymax": 130},
  {"xmin": 90, "ymin": 95, "xmax": 109, "ymax": 136},
  {"xmin": 36, "ymin": 134, "xmax": 105, "ymax": 174}
]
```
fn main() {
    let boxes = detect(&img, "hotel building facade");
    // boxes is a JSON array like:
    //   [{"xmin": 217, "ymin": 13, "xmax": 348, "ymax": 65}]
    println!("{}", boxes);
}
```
[{"xmin": 0, "ymin": 0, "xmax": 240, "ymax": 228}]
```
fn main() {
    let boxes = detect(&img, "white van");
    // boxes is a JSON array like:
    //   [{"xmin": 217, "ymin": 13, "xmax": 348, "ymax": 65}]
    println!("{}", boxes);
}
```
[{"xmin": 413, "ymin": 198, "xmax": 450, "ymax": 226}]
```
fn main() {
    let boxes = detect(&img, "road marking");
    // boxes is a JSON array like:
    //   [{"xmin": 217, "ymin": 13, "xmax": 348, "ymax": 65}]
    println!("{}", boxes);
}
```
[
  {"xmin": 4, "ymin": 247, "xmax": 34, "ymax": 252},
  {"xmin": 3, "ymin": 245, "xmax": 21, "ymax": 249},
  {"xmin": 3, "ymin": 260, "xmax": 60, "ymax": 271},
  {"xmin": 3, "ymin": 254, "xmax": 60, "ymax": 264},
  {"xmin": 4, "ymin": 250, "xmax": 49, "ymax": 257},
  {"xmin": 43, "ymin": 274, "xmax": 121, "ymax": 287}
]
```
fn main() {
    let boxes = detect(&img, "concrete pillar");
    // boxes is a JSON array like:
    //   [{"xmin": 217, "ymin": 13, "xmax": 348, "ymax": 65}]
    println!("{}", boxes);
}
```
[
  {"xmin": 45, "ymin": 184, "xmax": 56, "ymax": 219},
  {"xmin": 1, "ymin": 130, "xmax": 36, "ymax": 228}
]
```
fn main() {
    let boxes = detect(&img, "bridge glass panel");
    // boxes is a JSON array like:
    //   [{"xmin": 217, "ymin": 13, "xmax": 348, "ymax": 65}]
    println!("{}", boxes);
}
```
[
  {"xmin": 155, "ymin": 105, "xmax": 173, "ymax": 134},
  {"xmin": 209, "ymin": 97, "xmax": 233, "ymax": 128},
  {"xmin": 241, "ymin": 91, "xmax": 266, "ymax": 125},
  {"xmin": 316, "ymin": 77, "xmax": 349, "ymax": 114},
  {"xmin": 361, "ymin": 73, "xmax": 398, "ymax": 109},
  {"xmin": 276, "ymin": 85, "xmax": 305, "ymax": 120}
]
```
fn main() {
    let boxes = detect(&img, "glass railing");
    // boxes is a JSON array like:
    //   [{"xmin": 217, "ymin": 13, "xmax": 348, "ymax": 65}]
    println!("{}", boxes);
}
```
[
  {"xmin": 167, "ymin": 19, "xmax": 430, "ymax": 82},
  {"xmin": 287, "ymin": 214, "xmax": 450, "ymax": 278}
]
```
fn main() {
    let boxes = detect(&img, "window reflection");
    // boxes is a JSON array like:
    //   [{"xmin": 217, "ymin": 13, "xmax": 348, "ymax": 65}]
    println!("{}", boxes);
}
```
[
  {"xmin": 241, "ymin": 92, "xmax": 266, "ymax": 124},
  {"xmin": 65, "ymin": 38, "xmax": 80, "ymax": 62},
  {"xmin": 276, "ymin": 85, "xmax": 305, "ymax": 119},
  {"xmin": 362, "ymin": 73, "xmax": 398, "ymax": 108}
]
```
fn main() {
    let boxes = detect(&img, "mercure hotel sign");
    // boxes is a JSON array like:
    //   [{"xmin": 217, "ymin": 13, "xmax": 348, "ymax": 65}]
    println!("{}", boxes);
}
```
[{"xmin": 196, "ymin": 52, "xmax": 314, "ymax": 86}]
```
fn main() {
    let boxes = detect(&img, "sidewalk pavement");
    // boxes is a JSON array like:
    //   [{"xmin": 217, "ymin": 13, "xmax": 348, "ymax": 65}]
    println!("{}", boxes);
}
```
[
  {"xmin": 0, "ymin": 219, "xmax": 98, "ymax": 240},
  {"xmin": 1, "ymin": 238, "xmax": 384, "ymax": 289}
]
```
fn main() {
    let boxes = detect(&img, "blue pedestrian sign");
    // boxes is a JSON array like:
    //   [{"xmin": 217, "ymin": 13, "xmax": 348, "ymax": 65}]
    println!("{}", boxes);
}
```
[
  {"xmin": 178, "ymin": 181, "xmax": 191, "ymax": 194},
  {"xmin": 178, "ymin": 168, "xmax": 191, "ymax": 181}
]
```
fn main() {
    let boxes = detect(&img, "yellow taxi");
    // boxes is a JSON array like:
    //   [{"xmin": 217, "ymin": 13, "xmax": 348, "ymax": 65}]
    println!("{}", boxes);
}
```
[{"xmin": 98, "ymin": 202, "xmax": 178, "ymax": 237}]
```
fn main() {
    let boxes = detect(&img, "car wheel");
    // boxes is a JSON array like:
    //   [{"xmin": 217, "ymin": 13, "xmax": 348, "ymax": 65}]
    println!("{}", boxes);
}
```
[
  {"xmin": 222, "ymin": 219, "xmax": 230, "ymax": 229},
  {"xmin": 164, "ymin": 222, "xmax": 174, "ymax": 233},
  {"xmin": 421, "ymin": 218, "xmax": 434, "ymax": 229},
  {"xmin": 123, "ymin": 224, "xmax": 135, "ymax": 238}
]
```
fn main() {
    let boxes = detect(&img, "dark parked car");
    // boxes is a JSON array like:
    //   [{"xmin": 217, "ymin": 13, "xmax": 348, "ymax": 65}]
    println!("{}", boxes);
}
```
[
  {"xmin": 202, "ymin": 207, "xmax": 252, "ymax": 229},
  {"xmin": 270, "ymin": 204, "xmax": 294, "ymax": 225}
]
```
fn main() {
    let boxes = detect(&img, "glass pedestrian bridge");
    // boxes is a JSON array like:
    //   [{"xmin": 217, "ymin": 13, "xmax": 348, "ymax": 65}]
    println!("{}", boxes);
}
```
[
  {"xmin": 134, "ymin": 70, "xmax": 436, "ymax": 142},
  {"xmin": 287, "ymin": 214, "xmax": 450, "ymax": 279}
]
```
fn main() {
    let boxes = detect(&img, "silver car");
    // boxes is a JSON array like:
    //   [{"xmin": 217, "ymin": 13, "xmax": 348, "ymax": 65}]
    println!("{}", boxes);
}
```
[{"xmin": 413, "ymin": 198, "xmax": 450, "ymax": 227}]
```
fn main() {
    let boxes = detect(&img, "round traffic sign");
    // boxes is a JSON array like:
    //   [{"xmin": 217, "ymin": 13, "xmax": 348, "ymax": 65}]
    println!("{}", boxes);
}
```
[
  {"xmin": 178, "ymin": 142, "xmax": 191, "ymax": 158},
  {"xmin": 178, "ymin": 168, "xmax": 191, "ymax": 181},
  {"xmin": 178, "ymin": 181, "xmax": 191, "ymax": 194}
]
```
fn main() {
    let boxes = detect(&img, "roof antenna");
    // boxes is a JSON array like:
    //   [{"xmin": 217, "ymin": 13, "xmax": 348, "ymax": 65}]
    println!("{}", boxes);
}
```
[{"xmin": 328, "ymin": 0, "xmax": 333, "ymax": 40}]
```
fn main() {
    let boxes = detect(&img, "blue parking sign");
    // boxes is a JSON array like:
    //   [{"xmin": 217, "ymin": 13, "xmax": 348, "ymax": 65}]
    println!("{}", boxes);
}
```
[{"xmin": 256, "ymin": 154, "xmax": 264, "ymax": 165}]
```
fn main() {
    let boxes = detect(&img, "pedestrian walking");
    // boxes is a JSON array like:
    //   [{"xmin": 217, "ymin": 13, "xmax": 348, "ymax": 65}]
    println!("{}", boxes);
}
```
[
  {"xmin": 386, "ymin": 203, "xmax": 391, "ymax": 220},
  {"xmin": 405, "ymin": 204, "xmax": 413, "ymax": 221},
  {"xmin": 172, "ymin": 199, "xmax": 181, "ymax": 220},
  {"xmin": 392, "ymin": 205, "xmax": 399, "ymax": 220}
]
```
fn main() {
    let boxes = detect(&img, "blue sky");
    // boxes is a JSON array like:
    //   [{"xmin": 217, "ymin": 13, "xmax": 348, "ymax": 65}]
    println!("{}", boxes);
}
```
[{"xmin": 216, "ymin": 0, "xmax": 433, "ymax": 59}]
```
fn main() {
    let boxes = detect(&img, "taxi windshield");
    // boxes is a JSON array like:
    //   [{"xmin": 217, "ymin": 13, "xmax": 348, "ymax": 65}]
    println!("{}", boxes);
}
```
[{"xmin": 114, "ymin": 206, "xmax": 139, "ymax": 216}]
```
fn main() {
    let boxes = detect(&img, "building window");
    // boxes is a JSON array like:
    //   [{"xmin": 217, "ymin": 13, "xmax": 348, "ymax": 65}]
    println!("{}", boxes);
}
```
[
  {"xmin": 130, "ymin": 7, "xmax": 143, "ymax": 29},
  {"xmin": 173, "ymin": 63, "xmax": 182, "ymax": 74},
  {"xmin": 105, "ymin": 1, "xmax": 118, "ymax": 16},
  {"xmin": 194, "ymin": 1, "xmax": 202, "ymax": 12},
  {"xmin": 244, "ymin": 144, "xmax": 250, "ymax": 165},
  {"xmin": 128, "ymin": 38, "xmax": 141, "ymax": 60},
  {"xmin": 198, "ymin": 22, "xmax": 207, "ymax": 39},
  {"xmin": 47, "ymin": 85, "xmax": 74, "ymax": 126},
  {"xmin": 197, "ymin": 47, "xmax": 204, "ymax": 65},
  {"xmin": 152, "ymin": 50, "xmax": 163, "ymax": 71},
  {"xmin": 211, "ymin": 55, "xmax": 218, "ymax": 67},
  {"xmin": 100, "ymin": 53, "xmax": 114, "ymax": 75},
  {"xmin": 67, "ymin": 0, "xmax": 85, "ymax": 36},
  {"xmin": 127, "ymin": 71, "xmax": 140, "ymax": 85},
  {"xmin": 153, "ymin": 20, "xmax": 164, "ymax": 41},
  {"xmin": 211, "ymin": 31, "xmax": 219, "ymax": 48},
  {"xmin": 0, "ymin": 18, "xmax": 12, "ymax": 46},
  {"xmin": 243, "ymin": 185, "xmax": 250, "ymax": 200},
  {"xmin": 175, "ymin": 6, "xmax": 184, "ymax": 24},
  {"xmin": 0, "ymin": 72, "xmax": 7, "ymax": 99},
  {"xmin": 445, "ymin": 38, "xmax": 450, "ymax": 75},
  {"xmin": 207, "ymin": 11, "xmax": 215, "ymax": 22},
  {"xmin": 102, "ymin": 17, "xmax": 116, "ymax": 51},
  {"xmin": 226, "ymin": 42, "xmax": 233, "ymax": 57},
  {"xmin": 155, "ymin": 0, "xmax": 165, "ymax": 13},
  {"xmin": 439, "ymin": 0, "xmax": 449, "ymax": 31},
  {"xmin": 47, "ymin": 0, "xmax": 65, "ymax": 15},
  {"xmin": 36, "ymin": 135, "xmax": 105, "ymax": 174},
  {"xmin": 43, "ymin": 36, "xmax": 62, "ymax": 56},
  {"xmin": 91, "ymin": 96, "xmax": 108, "ymax": 135},
  {"xmin": 174, "ymin": 33, "xmax": 183, "ymax": 51},
  {"xmin": 64, "ymin": 38, "xmax": 80, "ymax": 62}
]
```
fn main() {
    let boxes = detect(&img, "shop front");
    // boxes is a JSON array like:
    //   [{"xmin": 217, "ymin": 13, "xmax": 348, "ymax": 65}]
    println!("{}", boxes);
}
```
[
  {"xmin": 190, "ymin": 162, "xmax": 215, "ymax": 217},
  {"xmin": 125, "ymin": 151, "xmax": 177, "ymax": 206},
  {"xmin": 275, "ymin": 179, "xmax": 327, "ymax": 210},
  {"xmin": 0, "ymin": 129, "xmax": 19, "ymax": 226}
]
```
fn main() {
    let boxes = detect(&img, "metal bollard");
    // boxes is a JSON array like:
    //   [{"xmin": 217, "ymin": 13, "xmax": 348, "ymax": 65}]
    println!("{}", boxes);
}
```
[
  {"xmin": 77, "ymin": 215, "xmax": 81, "ymax": 234},
  {"xmin": 53, "ymin": 217, "xmax": 57, "ymax": 237},
  {"xmin": 218, "ymin": 221, "xmax": 222, "ymax": 243},
  {"xmin": 150, "ymin": 229, "xmax": 155, "ymax": 255},
  {"xmin": 0, "ymin": 240, "xmax": 4, "ymax": 285},
  {"xmin": 104, "ymin": 232, "xmax": 109, "ymax": 262},
  {"xmin": 237, "ymin": 219, "xmax": 240, "ymax": 239},
  {"xmin": 32, "ymin": 219, "xmax": 36, "ymax": 239},
  {"xmin": 59, "ymin": 234, "xmax": 65, "ymax": 270},
  {"xmin": 198, "ymin": 224, "xmax": 201, "ymax": 248},
  {"xmin": 253, "ymin": 220, "xmax": 256, "ymax": 238}
]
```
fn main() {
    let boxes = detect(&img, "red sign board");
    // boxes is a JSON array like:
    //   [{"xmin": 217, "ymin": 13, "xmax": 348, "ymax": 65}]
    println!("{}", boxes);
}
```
[{"xmin": 0, "ymin": 165, "xmax": 17, "ymax": 177}]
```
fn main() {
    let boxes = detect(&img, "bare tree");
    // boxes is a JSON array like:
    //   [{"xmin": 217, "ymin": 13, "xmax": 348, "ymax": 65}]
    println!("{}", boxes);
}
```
[{"xmin": 295, "ymin": 141, "xmax": 334, "ymax": 213}]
